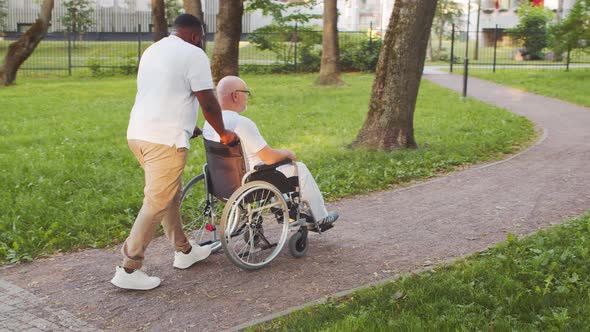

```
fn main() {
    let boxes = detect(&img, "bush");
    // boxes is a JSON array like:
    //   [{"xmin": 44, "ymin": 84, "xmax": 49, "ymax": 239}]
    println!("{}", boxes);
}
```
[
  {"xmin": 240, "ymin": 63, "xmax": 293, "ymax": 74},
  {"xmin": 117, "ymin": 53, "xmax": 138, "ymax": 76},
  {"xmin": 86, "ymin": 58, "xmax": 107, "ymax": 76},
  {"xmin": 509, "ymin": 2, "xmax": 553, "ymax": 60},
  {"xmin": 550, "ymin": 0, "xmax": 590, "ymax": 54},
  {"xmin": 248, "ymin": 24, "xmax": 322, "ymax": 71},
  {"xmin": 298, "ymin": 44, "xmax": 321, "ymax": 72},
  {"xmin": 248, "ymin": 25, "xmax": 383, "ymax": 73},
  {"xmin": 340, "ymin": 37, "xmax": 382, "ymax": 72}
]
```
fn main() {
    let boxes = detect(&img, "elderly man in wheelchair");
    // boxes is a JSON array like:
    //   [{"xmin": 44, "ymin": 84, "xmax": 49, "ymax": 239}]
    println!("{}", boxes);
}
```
[{"xmin": 180, "ymin": 76, "xmax": 338, "ymax": 270}]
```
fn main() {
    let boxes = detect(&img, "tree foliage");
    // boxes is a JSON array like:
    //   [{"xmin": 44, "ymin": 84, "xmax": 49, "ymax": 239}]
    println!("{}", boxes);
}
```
[
  {"xmin": 0, "ymin": 0, "xmax": 7, "ymax": 31},
  {"xmin": 248, "ymin": 24, "xmax": 321, "ymax": 68},
  {"xmin": 431, "ymin": 0, "xmax": 463, "ymax": 59},
  {"xmin": 433, "ymin": 0, "xmax": 462, "ymax": 36},
  {"xmin": 509, "ymin": 2, "xmax": 553, "ymax": 59},
  {"xmin": 165, "ymin": 0, "xmax": 183, "ymax": 26},
  {"xmin": 59, "ymin": 0, "xmax": 94, "ymax": 35},
  {"xmin": 245, "ymin": 0, "xmax": 321, "ymax": 25},
  {"xmin": 551, "ymin": 0, "xmax": 590, "ymax": 54}
]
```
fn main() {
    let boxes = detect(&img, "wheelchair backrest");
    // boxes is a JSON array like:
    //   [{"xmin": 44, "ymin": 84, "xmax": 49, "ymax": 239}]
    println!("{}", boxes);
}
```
[{"xmin": 203, "ymin": 138, "xmax": 247, "ymax": 201}]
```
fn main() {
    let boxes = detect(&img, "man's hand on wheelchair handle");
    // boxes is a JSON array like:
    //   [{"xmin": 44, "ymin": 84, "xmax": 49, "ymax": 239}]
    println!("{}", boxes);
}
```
[
  {"xmin": 220, "ymin": 130, "xmax": 239, "ymax": 147},
  {"xmin": 190, "ymin": 126, "xmax": 202, "ymax": 139}
]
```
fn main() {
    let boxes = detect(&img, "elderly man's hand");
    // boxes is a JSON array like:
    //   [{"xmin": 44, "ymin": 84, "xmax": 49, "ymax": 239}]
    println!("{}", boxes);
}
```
[
  {"xmin": 220, "ymin": 130, "xmax": 239, "ymax": 146},
  {"xmin": 285, "ymin": 149, "xmax": 297, "ymax": 161}
]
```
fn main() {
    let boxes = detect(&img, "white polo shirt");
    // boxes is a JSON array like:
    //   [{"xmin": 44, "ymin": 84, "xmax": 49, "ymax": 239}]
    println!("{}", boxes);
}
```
[
  {"xmin": 202, "ymin": 111, "xmax": 268, "ymax": 171},
  {"xmin": 127, "ymin": 35, "xmax": 214, "ymax": 149}
]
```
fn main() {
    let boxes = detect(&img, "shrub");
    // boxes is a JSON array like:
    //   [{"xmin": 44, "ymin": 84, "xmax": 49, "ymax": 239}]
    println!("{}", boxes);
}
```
[
  {"xmin": 86, "ymin": 58, "xmax": 106, "ymax": 76},
  {"xmin": 240, "ymin": 63, "xmax": 293, "ymax": 74},
  {"xmin": 340, "ymin": 37, "xmax": 382, "ymax": 72},
  {"xmin": 248, "ymin": 25, "xmax": 383, "ymax": 73},
  {"xmin": 509, "ymin": 2, "xmax": 553, "ymax": 59},
  {"xmin": 248, "ymin": 24, "xmax": 322, "ymax": 70},
  {"xmin": 117, "ymin": 53, "xmax": 138, "ymax": 75},
  {"xmin": 550, "ymin": 0, "xmax": 590, "ymax": 54}
]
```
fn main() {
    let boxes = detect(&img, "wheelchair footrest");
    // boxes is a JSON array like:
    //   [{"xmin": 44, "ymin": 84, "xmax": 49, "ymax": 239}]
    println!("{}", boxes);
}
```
[{"xmin": 308, "ymin": 223, "xmax": 334, "ymax": 233}]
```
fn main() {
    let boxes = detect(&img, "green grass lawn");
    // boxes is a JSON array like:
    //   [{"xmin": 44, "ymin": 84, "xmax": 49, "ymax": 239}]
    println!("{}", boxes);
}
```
[
  {"xmin": 465, "ymin": 69, "xmax": 590, "ymax": 107},
  {"xmin": 0, "ymin": 73, "xmax": 535, "ymax": 264},
  {"xmin": 249, "ymin": 212, "xmax": 590, "ymax": 331}
]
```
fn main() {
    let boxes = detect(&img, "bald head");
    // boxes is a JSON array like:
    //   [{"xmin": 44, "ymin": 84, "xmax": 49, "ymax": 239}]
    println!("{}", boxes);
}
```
[{"xmin": 217, "ymin": 76, "xmax": 249, "ymax": 113}]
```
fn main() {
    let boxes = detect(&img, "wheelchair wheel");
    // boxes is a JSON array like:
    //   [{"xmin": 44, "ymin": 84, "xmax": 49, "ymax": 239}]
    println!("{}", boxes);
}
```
[
  {"xmin": 288, "ymin": 227, "xmax": 308, "ymax": 258},
  {"xmin": 220, "ymin": 181, "xmax": 290, "ymax": 270},
  {"xmin": 181, "ymin": 174, "xmax": 222, "ymax": 253}
]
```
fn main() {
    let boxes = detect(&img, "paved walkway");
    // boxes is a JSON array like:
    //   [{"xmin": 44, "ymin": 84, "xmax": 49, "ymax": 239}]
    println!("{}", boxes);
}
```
[{"xmin": 1, "ymin": 71, "xmax": 589, "ymax": 331}]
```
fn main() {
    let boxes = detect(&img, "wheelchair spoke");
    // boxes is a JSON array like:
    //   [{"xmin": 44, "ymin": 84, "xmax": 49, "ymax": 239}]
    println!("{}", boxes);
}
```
[
  {"xmin": 220, "ymin": 181, "xmax": 291, "ymax": 270},
  {"xmin": 246, "ymin": 201, "xmax": 283, "ymax": 216},
  {"xmin": 181, "ymin": 174, "xmax": 223, "ymax": 253}
]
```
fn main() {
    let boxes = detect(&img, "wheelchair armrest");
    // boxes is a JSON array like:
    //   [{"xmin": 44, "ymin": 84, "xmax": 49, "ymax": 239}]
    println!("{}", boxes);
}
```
[{"xmin": 254, "ymin": 158, "xmax": 293, "ymax": 172}]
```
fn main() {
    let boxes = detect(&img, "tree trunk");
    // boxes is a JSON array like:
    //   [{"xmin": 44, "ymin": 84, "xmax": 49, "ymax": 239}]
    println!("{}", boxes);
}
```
[
  {"xmin": 183, "ymin": 0, "xmax": 204, "ymax": 23},
  {"xmin": 556, "ymin": 0, "xmax": 564, "ymax": 23},
  {"xmin": 427, "ymin": 35, "xmax": 433, "ymax": 61},
  {"xmin": 211, "ymin": 0, "xmax": 243, "ymax": 85},
  {"xmin": 352, "ymin": 0, "xmax": 437, "ymax": 151},
  {"xmin": 183, "ymin": 0, "xmax": 206, "ymax": 50},
  {"xmin": 0, "ymin": 0, "xmax": 54, "ymax": 86},
  {"xmin": 437, "ymin": 20, "xmax": 444, "ymax": 57},
  {"xmin": 473, "ymin": 0, "xmax": 481, "ymax": 60},
  {"xmin": 151, "ymin": 0, "xmax": 168, "ymax": 42},
  {"xmin": 316, "ymin": 0, "xmax": 343, "ymax": 85}
]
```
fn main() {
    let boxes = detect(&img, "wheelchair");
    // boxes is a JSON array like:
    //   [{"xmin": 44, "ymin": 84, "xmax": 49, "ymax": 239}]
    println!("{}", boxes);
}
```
[{"xmin": 180, "ymin": 138, "xmax": 325, "ymax": 270}]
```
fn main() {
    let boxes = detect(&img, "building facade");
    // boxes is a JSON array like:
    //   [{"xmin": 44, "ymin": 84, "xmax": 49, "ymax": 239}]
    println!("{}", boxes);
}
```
[
  {"xmin": 473, "ymin": 0, "xmax": 576, "ymax": 30},
  {"xmin": 1, "ymin": 0, "xmax": 323, "ymax": 34},
  {"xmin": 338, "ymin": 0, "xmax": 395, "ymax": 32}
]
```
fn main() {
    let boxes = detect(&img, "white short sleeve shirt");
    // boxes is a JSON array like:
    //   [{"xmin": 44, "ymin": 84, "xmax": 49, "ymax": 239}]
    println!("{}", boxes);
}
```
[
  {"xmin": 127, "ymin": 35, "xmax": 214, "ymax": 149},
  {"xmin": 202, "ymin": 111, "xmax": 267, "ymax": 171}
]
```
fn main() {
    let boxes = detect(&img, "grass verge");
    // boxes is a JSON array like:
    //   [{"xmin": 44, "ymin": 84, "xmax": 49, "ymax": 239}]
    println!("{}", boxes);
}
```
[
  {"xmin": 466, "ymin": 68, "xmax": 590, "ymax": 107},
  {"xmin": 248, "ymin": 212, "xmax": 590, "ymax": 331},
  {"xmin": 0, "ymin": 73, "xmax": 535, "ymax": 263}
]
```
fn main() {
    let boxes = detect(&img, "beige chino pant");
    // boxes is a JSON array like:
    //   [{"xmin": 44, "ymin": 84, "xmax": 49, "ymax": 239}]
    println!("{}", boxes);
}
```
[{"xmin": 121, "ymin": 139, "xmax": 191, "ymax": 270}]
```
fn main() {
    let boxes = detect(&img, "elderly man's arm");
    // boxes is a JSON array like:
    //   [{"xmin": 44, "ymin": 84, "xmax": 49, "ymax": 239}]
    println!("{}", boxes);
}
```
[
  {"xmin": 194, "ymin": 89, "xmax": 238, "ymax": 145},
  {"xmin": 257, "ymin": 146, "xmax": 297, "ymax": 165}
]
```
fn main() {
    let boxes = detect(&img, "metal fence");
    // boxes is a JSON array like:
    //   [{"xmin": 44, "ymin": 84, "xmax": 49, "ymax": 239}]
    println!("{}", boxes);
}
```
[
  {"xmin": 0, "ymin": 27, "xmax": 381, "ymax": 78},
  {"xmin": 2, "ymin": 22, "xmax": 589, "ymax": 78},
  {"xmin": 447, "ymin": 25, "xmax": 590, "ymax": 72}
]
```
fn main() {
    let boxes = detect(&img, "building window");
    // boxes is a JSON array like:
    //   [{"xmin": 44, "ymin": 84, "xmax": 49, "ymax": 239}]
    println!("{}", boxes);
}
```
[
  {"xmin": 499, "ymin": 0, "xmax": 510, "ymax": 9},
  {"xmin": 482, "ymin": 0, "xmax": 496, "ymax": 10}
]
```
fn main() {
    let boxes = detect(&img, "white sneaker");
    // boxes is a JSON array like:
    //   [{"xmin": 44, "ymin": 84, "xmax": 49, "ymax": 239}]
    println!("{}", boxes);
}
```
[
  {"xmin": 173, "ymin": 241, "xmax": 212, "ymax": 269},
  {"xmin": 110, "ymin": 266, "xmax": 161, "ymax": 290}
]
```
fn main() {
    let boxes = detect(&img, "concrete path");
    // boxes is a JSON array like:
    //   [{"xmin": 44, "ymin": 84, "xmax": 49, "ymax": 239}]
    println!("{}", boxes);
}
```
[{"xmin": 1, "ymin": 71, "xmax": 589, "ymax": 332}]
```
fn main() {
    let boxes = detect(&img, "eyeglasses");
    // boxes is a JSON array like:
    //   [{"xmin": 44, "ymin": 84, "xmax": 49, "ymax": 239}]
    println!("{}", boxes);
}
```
[{"xmin": 235, "ymin": 90, "xmax": 251, "ymax": 97}]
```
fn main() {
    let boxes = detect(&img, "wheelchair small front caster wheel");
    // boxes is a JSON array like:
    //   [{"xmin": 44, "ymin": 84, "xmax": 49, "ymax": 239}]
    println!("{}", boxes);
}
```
[{"xmin": 288, "ymin": 228, "xmax": 308, "ymax": 258}]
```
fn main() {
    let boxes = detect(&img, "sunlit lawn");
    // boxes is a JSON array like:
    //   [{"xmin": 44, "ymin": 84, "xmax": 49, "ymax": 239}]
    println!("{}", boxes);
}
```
[
  {"xmin": 466, "ymin": 68, "xmax": 590, "ymax": 107},
  {"xmin": 250, "ymin": 212, "xmax": 590, "ymax": 331},
  {"xmin": 0, "ymin": 73, "xmax": 535, "ymax": 263}
]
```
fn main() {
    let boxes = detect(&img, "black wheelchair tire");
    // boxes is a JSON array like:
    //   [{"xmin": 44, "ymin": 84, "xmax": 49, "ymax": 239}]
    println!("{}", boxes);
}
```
[{"xmin": 288, "ymin": 228, "xmax": 309, "ymax": 258}]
